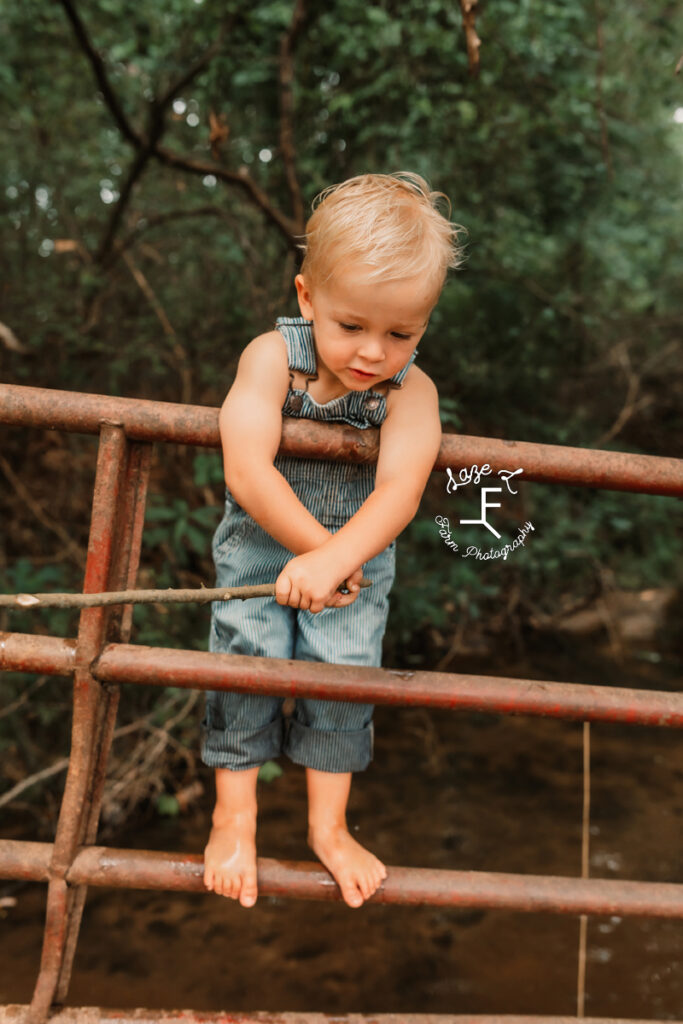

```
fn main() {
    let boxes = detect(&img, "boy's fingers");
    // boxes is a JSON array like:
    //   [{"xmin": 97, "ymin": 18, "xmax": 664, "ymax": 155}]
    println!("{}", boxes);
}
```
[{"xmin": 275, "ymin": 572, "xmax": 291, "ymax": 604}]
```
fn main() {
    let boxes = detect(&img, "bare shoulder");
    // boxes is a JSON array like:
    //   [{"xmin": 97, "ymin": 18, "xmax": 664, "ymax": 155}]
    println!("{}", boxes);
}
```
[
  {"xmin": 233, "ymin": 329, "xmax": 290, "ymax": 398},
  {"xmin": 385, "ymin": 363, "xmax": 439, "ymax": 417},
  {"xmin": 239, "ymin": 329, "xmax": 288, "ymax": 372}
]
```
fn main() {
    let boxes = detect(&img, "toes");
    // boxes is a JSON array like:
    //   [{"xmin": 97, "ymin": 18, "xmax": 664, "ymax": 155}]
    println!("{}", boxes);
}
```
[
  {"xmin": 219, "ymin": 876, "xmax": 235, "ymax": 899},
  {"xmin": 240, "ymin": 872, "xmax": 258, "ymax": 908},
  {"xmin": 204, "ymin": 867, "xmax": 214, "ymax": 891},
  {"xmin": 342, "ymin": 882, "xmax": 364, "ymax": 908},
  {"xmin": 226, "ymin": 877, "xmax": 239, "ymax": 900}
]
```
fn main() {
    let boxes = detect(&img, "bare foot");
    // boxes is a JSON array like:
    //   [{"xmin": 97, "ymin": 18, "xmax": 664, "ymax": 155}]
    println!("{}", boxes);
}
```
[
  {"xmin": 203, "ymin": 814, "xmax": 258, "ymax": 908},
  {"xmin": 308, "ymin": 823, "xmax": 387, "ymax": 908}
]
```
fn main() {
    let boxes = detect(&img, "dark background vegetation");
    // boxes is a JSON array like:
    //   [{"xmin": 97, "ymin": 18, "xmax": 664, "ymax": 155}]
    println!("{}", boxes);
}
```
[{"xmin": 1, "ymin": 0, "xmax": 682, "ymax": 1012}]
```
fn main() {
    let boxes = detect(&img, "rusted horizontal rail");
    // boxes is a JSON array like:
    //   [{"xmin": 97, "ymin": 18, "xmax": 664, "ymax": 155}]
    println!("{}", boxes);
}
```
[
  {"xmin": 95, "ymin": 644, "xmax": 683, "ymax": 726},
  {"xmin": 1, "ymin": 383, "xmax": 681, "ymax": 495},
  {"xmin": 2, "ymin": 1009, "xmax": 678, "ymax": 1024},
  {"xmin": 0, "ymin": 633, "xmax": 76, "ymax": 677},
  {"xmin": 1, "ymin": 840, "xmax": 681, "ymax": 919},
  {"xmin": 1, "ymin": 632, "xmax": 681, "ymax": 727}
]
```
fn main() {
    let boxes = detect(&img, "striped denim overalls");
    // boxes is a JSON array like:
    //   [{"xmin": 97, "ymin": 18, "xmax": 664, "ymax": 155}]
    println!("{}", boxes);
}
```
[{"xmin": 201, "ymin": 317, "xmax": 418, "ymax": 773}]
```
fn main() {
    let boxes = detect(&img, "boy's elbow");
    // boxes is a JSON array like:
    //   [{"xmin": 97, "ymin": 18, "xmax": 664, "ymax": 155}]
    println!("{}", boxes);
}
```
[
  {"xmin": 407, "ymin": 490, "xmax": 424, "ymax": 524},
  {"xmin": 224, "ymin": 460, "xmax": 255, "ymax": 504},
  {"xmin": 224, "ymin": 456, "xmax": 276, "ymax": 508},
  {"xmin": 379, "ymin": 479, "xmax": 423, "ymax": 525}
]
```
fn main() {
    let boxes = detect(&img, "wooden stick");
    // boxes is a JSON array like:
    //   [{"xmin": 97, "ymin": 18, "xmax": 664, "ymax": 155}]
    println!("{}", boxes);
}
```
[{"xmin": 0, "ymin": 580, "xmax": 372, "ymax": 610}]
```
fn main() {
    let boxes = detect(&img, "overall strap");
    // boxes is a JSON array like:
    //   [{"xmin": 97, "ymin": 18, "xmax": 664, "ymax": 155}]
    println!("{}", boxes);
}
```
[
  {"xmin": 386, "ymin": 347, "xmax": 417, "ymax": 389},
  {"xmin": 274, "ymin": 317, "xmax": 317, "ymax": 375}
]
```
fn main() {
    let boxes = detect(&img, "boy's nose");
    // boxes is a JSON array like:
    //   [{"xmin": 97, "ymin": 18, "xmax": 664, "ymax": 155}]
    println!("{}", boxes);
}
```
[{"xmin": 357, "ymin": 335, "xmax": 385, "ymax": 362}]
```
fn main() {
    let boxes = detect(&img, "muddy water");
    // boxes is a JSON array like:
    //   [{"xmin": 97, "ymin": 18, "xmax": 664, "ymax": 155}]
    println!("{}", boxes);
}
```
[{"xmin": 1, "ymin": 639, "xmax": 681, "ymax": 1018}]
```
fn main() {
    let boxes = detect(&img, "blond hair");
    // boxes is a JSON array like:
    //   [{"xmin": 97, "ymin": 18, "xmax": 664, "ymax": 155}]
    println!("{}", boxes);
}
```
[{"xmin": 299, "ymin": 172, "xmax": 465, "ymax": 300}]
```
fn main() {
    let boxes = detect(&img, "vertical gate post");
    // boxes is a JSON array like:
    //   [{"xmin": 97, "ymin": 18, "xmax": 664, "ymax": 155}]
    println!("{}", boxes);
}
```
[{"xmin": 29, "ymin": 425, "xmax": 152, "ymax": 1021}]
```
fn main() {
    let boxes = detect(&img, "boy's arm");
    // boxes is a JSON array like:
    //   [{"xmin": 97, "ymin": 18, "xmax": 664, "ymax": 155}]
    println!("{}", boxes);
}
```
[
  {"xmin": 275, "ymin": 367, "xmax": 441, "ymax": 611},
  {"xmin": 219, "ymin": 331, "xmax": 333, "ymax": 556}
]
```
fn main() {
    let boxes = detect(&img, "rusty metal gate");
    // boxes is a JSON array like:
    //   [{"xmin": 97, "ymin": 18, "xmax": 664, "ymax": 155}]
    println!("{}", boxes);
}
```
[{"xmin": 1, "ymin": 382, "xmax": 682, "ymax": 1024}]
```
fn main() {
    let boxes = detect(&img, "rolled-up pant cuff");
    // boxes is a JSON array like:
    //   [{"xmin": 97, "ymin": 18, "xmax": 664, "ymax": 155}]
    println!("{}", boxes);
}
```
[
  {"xmin": 201, "ymin": 715, "xmax": 284, "ymax": 770},
  {"xmin": 284, "ymin": 716, "xmax": 374, "ymax": 773}
]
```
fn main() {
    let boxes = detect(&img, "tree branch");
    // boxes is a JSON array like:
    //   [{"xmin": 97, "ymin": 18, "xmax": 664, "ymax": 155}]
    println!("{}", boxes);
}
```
[
  {"xmin": 121, "ymin": 251, "xmax": 194, "ymax": 404},
  {"xmin": 152, "ymin": 146, "xmax": 300, "ymax": 246},
  {"xmin": 0, "ymin": 580, "xmax": 372, "ymax": 610},
  {"xmin": 59, "ymin": 0, "xmax": 301, "ymax": 261},
  {"xmin": 98, "ymin": 146, "xmax": 154, "ymax": 264},
  {"xmin": 56, "ymin": 0, "xmax": 142, "ymax": 149},
  {"xmin": 97, "ymin": 31, "xmax": 226, "ymax": 265},
  {"xmin": 459, "ymin": 0, "xmax": 481, "ymax": 76}
]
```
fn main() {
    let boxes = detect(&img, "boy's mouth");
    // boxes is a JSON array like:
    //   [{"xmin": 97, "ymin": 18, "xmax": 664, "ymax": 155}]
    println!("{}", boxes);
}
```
[{"xmin": 348, "ymin": 367, "xmax": 377, "ymax": 381}]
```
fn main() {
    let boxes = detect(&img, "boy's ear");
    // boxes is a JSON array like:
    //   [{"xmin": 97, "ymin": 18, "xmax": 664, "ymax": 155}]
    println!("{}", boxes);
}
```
[{"xmin": 295, "ymin": 274, "xmax": 315, "ymax": 319}]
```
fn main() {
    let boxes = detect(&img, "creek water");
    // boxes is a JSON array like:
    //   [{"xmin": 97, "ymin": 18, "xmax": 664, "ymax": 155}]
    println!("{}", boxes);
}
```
[{"xmin": 1, "ymin": 636, "xmax": 681, "ymax": 1018}]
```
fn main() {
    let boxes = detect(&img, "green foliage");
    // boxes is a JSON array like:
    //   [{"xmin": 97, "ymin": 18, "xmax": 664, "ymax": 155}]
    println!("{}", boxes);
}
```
[
  {"xmin": 258, "ymin": 759, "xmax": 283, "ymax": 782},
  {"xmin": 192, "ymin": 452, "xmax": 225, "ymax": 488},
  {"xmin": 145, "ymin": 496, "xmax": 219, "ymax": 564},
  {"xmin": 0, "ymin": 560, "xmax": 79, "ymax": 638},
  {"xmin": 156, "ymin": 793, "xmax": 180, "ymax": 817}
]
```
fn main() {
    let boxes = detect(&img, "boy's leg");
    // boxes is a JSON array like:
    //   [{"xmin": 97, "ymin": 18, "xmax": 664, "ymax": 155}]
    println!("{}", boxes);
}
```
[
  {"xmin": 289, "ymin": 541, "xmax": 394, "ymax": 907},
  {"xmin": 204, "ymin": 765, "xmax": 260, "ymax": 908},
  {"xmin": 306, "ymin": 766, "xmax": 387, "ymax": 908},
  {"xmin": 203, "ymin": 528, "xmax": 296, "ymax": 906}
]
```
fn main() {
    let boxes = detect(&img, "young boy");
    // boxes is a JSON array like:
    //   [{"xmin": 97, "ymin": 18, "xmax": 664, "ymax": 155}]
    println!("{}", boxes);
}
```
[{"xmin": 202, "ymin": 172, "xmax": 463, "ymax": 909}]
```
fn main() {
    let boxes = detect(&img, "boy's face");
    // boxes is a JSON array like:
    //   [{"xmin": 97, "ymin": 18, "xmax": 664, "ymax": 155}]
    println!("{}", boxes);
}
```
[{"xmin": 295, "ymin": 267, "xmax": 435, "ymax": 395}]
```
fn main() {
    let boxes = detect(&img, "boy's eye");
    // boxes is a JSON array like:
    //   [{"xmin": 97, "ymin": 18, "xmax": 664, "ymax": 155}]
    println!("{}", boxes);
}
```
[
  {"xmin": 391, "ymin": 332, "xmax": 412, "ymax": 340},
  {"xmin": 339, "ymin": 322, "xmax": 360, "ymax": 332}
]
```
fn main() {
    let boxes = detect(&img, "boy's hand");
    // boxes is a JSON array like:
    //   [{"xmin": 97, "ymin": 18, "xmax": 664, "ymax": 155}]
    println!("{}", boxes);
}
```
[
  {"xmin": 326, "ymin": 566, "xmax": 365, "ymax": 609},
  {"xmin": 275, "ymin": 553, "xmax": 363, "ymax": 613}
]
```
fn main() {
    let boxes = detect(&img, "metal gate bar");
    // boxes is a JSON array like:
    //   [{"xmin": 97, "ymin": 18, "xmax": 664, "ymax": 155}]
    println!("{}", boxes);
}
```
[
  {"xmin": 2, "ymin": 633, "xmax": 680, "ymax": 727},
  {"xmin": 53, "ymin": 437, "xmax": 152, "ymax": 1006},
  {"xmin": 3, "ymin": 1009, "xmax": 680, "ymax": 1024},
  {"xmin": 27, "ymin": 426, "xmax": 152, "ymax": 1019},
  {"xmin": 1, "ymin": 383, "xmax": 682, "ymax": 495},
  {"xmin": 1, "ymin": 840, "xmax": 681, "ymax": 918},
  {"xmin": 1, "ymin": 383, "xmax": 681, "ymax": 1024}
]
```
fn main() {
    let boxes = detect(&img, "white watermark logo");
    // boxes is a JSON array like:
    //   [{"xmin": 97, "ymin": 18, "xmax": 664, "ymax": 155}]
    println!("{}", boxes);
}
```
[{"xmin": 435, "ymin": 463, "xmax": 536, "ymax": 561}]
